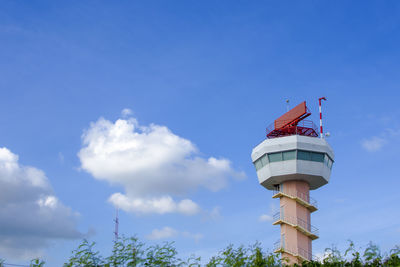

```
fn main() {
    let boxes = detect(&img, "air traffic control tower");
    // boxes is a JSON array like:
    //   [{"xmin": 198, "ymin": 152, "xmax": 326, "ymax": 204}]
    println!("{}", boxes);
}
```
[{"xmin": 251, "ymin": 100, "xmax": 334, "ymax": 265}]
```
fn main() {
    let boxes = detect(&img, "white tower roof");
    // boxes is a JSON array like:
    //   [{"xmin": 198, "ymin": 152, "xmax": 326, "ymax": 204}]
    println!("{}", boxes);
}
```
[{"xmin": 251, "ymin": 135, "xmax": 334, "ymax": 190}]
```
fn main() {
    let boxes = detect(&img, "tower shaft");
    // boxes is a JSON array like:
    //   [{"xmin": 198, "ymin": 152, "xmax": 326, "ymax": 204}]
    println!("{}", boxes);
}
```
[
  {"xmin": 252, "ymin": 135, "xmax": 334, "ymax": 265},
  {"xmin": 273, "ymin": 180, "xmax": 316, "ymax": 264}
]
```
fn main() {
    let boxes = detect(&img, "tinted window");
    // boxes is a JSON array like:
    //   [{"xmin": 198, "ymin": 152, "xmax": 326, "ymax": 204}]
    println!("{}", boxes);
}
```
[
  {"xmin": 311, "ymin": 152, "xmax": 324, "ymax": 162},
  {"xmin": 297, "ymin": 150, "xmax": 311, "ymax": 161},
  {"xmin": 254, "ymin": 154, "xmax": 268, "ymax": 170},
  {"xmin": 324, "ymin": 155, "xmax": 329, "ymax": 166},
  {"xmin": 283, "ymin": 150, "xmax": 296, "ymax": 160},
  {"xmin": 254, "ymin": 159, "xmax": 263, "ymax": 170},
  {"xmin": 268, "ymin": 152, "xmax": 282, "ymax": 162},
  {"xmin": 260, "ymin": 155, "xmax": 268, "ymax": 166}
]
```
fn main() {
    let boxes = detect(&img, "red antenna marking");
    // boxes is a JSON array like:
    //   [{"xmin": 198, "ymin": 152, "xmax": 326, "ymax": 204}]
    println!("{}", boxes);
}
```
[{"xmin": 319, "ymin": 97, "xmax": 327, "ymax": 138}]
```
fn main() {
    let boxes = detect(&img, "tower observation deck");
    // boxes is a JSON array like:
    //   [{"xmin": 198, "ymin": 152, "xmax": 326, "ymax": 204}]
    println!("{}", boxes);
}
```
[{"xmin": 251, "ymin": 101, "xmax": 334, "ymax": 265}]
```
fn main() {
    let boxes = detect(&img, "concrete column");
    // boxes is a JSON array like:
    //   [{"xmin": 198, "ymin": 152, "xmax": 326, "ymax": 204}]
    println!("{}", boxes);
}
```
[{"xmin": 279, "ymin": 180, "xmax": 312, "ymax": 265}]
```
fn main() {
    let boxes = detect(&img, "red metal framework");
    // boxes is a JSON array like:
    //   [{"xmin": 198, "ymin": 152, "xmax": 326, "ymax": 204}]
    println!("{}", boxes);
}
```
[{"xmin": 266, "ymin": 101, "xmax": 319, "ymax": 139}]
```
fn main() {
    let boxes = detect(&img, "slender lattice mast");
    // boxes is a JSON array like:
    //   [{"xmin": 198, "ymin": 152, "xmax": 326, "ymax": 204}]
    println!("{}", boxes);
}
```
[{"xmin": 114, "ymin": 208, "xmax": 119, "ymax": 241}]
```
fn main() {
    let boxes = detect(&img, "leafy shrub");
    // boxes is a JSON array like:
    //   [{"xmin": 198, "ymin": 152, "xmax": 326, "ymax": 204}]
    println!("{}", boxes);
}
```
[
  {"xmin": 30, "ymin": 258, "xmax": 46, "ymax": 267},
  {"xmin": 206, "ymin": 242, "xmax": 280, "ymax": 267},
  {"xmin": 64, "ymin": 239, "xmax": 104, "ymax": 266},
  {"xmin": 1, "ymin": 238, "xmax": 399, "ymax": 266}
]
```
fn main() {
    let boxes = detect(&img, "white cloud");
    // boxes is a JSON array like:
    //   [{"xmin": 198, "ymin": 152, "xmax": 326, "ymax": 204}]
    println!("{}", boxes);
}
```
[
  {"xmin": 360, "ymin": 126, "xmax": 400, "ymax": 152},
  {"xmin": 182, "ymin": 231, "xmax": 204, "ymax": 243},
  {"xmin": 200, "ymin": 206, "xmax": 222, "ymax": 222},
  {"xmin": 0, "ymin": 147, "xmax": 82, "ymax": 260},
  {"xmin": 259, "ymin": 214, "xmax": 273, "ymax": 222},
  {"xmin": 78, "ymin": 114, "xmax": 245, "ymax": 215},
  {"xmin": 108, "ymin": 193, "xmax": 200, "ymax": 215},
  {"xmin": 121, "ymin": 108, "xmax": 133, "ymax": 117},
  {"xmin": 361, "ymin": 136, "xmax": 386, "ymax": 152},
  {"xmin": 146, "ymin": 226, "xmax": 178, "ymax": 240},
  {"xmin": 259, "ymin": 202, "xmax": 277, "ymax": 222},
  {"xmin": 58, "ymin": 152, "xmax": 64, "ymax": 163},
  {"xmin": 146, "ymin": 226, "xmax": 203, "ymax": 243},
  {"xmin": 209, "ymin": 206, "xmax": 222, "ymax": 220}
]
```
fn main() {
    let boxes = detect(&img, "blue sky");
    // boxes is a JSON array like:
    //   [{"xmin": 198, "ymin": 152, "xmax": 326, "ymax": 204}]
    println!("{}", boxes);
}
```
[{"xmin": 0, "ymin": 1, "xmax": 400, "ymax": 265}]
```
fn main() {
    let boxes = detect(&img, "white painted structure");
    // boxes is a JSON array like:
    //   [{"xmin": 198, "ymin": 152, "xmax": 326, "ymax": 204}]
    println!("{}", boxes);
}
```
[{"xmin": 251, "ymin": 135, "xmax": 334, "ymax": 190}]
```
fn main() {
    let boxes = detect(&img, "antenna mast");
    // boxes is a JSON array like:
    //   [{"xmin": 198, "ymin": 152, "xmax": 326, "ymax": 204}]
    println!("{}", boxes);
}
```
[
  {"xmin": 114, "ymin": 208, "xmax": 119, "ymax": 241},
  {"xmin": 319, "ymin": 97, "xmax": 327, "ymax": 138}
]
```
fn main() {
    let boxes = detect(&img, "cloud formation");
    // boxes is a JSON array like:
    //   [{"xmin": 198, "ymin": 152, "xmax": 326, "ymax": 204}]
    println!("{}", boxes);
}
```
[
  {"xmin": 121, "ymin": 108, "xmax": 133, "ymax": 117},
  {"xmin": 108, "ymin": 194, "xmax": 200, "ymax": 215},
  {"xmin": 146, "ymin": 226, "xmax": 178, "ymax": 240},
  {"xmin": 78, "ymin": 115, "xmax": 245, "ymax": 215},
  {"xmin": 259, "ymin": 214, "xmax": 273, "ymax": 222},
  {"xmin": 259, "ymin": 202, "xmax": 278, "ymax": 223},
  {"xmin": 146, "ymin": 226, "xmax": 203, "ymax": 242},
  {"xmin": 361, "ymin": 136, "xmax": 386, "ymax": 152},
  {"xmin": 361, "ymin": 126, "xmax": 400, "ymax": 152},
  {"xmin": 0, "ymin": 148, "xmax": 81, "ymax": 260}
]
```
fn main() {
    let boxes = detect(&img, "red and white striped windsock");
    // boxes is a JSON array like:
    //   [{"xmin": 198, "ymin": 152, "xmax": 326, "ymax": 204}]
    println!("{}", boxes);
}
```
[{"xmin": 319, "ymin": 97, "xmax": 327, "ymax": 138}]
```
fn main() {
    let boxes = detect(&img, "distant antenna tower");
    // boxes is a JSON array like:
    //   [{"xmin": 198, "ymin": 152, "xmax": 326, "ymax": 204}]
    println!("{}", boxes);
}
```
[
  {"xmin": 286, "ymin": 99, "xmax": 290, "ymax": 112},
  {"xmin": 114, "ymin": 208, "xmax": 119, "ymax": 241}
]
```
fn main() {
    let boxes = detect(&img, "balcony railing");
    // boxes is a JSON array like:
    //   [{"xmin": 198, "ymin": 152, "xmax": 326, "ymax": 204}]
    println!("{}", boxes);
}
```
[
  {"xmin": 298, "ymin": 247, "xmax": 314, "ymax": 262},
  {"xmin": 273, "ymin": 212, "xmax": 319, "ymax": 238},
  {"xmin": 274, "ymin": 239, "xmax": 315, "ymax": 261},
  {"xmin": 272, "ymin": 189, "xmax": 318, "ymax": 211},
  {"xmin": 266, "ymin": 119, "xmax": 319, "ymax": 139}
]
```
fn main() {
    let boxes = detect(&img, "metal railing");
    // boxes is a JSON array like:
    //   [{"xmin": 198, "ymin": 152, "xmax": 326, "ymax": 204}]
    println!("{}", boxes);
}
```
[
  {"xmin": 273, "ymin": 240, "xmax": 296, "ymax": 255},
  {"xmin": 266, "ymin": 119, "xmax": 319, "ymax": 139},
  {"xmin": 274, "ymin": 239, "xmax": 315, "ymax": 261},
  {"xmin": 273, "ymin": 212, "xmax": 319, "ymax": 236},
  {"xmin": 298, "ymin": 247, "xmax": 314, "ymax": 261},
  {"xmin": 272, "ymin": 189, "xmax": 318, "ymax": 209},
  {"xmin": 273, "ymin": 240, "xmax": 281, "ymax": 251}
]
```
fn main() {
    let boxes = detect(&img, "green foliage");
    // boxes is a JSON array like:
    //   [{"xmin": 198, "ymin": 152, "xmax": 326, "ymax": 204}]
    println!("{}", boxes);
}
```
[
  {"xmin": 66, "ymin": 237, "xmax": 192, "ymax": 267},
  {"xmin": 142, "ymin": 242, "xmax": 183, "ymax": 266},
  {"xmin": 64, "ymin": 239, "xmax": 104, "ymax": 267},
  {"xmin": 184, "ymin": 254, "xmax": 202, "ymax": 267},
  {"xmin": 30, "ymin": 258, "xmax": 46, "ymax": 267},
  {"xmin": 323, "ymin": 244, "xmax": 344, "ymax": 264},
  {"xmin": 247, "ymin": 242, "xmax": 281, "ymax": 267},
  {"xmin": 383, "ymin": 245, "xmax": 400, "ymax": 266},
  {"xmin": 205, "ymin": 242, "xmax": 280, "ymax": 267},
  {"xmin": 106, "ymin": 236, "xmax": 145, "ymax": 266},
  {"xmin": 302, "ymin": 240, "xmax": 400, "ymax": 267},
  {"xmin": 1, "ymin": 238, "xmax": 399, "ymax": 266},
  {"xmin": 208, "ymin": 244, "xmax": 248, "ymax": 266}
]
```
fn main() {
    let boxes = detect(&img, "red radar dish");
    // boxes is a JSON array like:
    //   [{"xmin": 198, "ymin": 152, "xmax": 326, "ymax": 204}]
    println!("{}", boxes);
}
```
[{"xmin": 266, "ymin": 101, "xmax": 319, "ymax": 139}]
